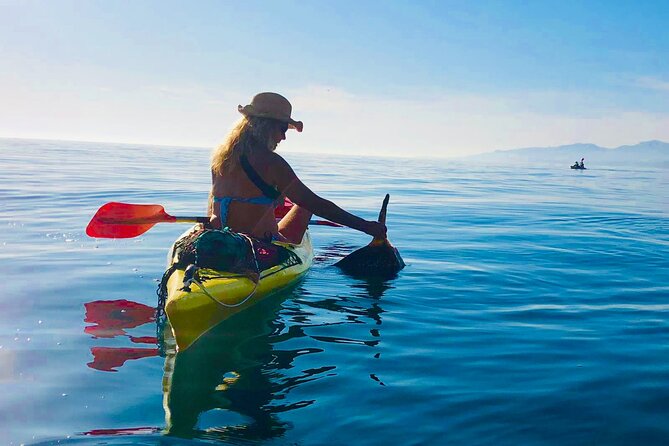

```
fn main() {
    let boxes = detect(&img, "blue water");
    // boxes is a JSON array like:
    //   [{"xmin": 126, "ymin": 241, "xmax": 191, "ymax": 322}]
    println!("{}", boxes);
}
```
[{"xmin": 1, "ymin": 138, "xmax": 668, "ymax": 445}]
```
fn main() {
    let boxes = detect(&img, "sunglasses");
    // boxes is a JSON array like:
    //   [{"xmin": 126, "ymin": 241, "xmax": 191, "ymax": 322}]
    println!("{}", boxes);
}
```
[{"xmin": 278, "ymin": 123, "xmax": 289, "ymax": 133}]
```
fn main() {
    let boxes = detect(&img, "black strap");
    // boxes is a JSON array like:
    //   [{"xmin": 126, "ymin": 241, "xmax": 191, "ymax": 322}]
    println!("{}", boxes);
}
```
[{"xmin": 240, "ymin": 155, "xmax": 281, "ymax": 200}]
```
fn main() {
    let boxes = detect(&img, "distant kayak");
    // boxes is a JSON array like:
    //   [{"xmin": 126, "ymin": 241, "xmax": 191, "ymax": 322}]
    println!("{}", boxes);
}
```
[{"xmin": 570, "ymin": 165, "xmax": 587, "ymax": 170}]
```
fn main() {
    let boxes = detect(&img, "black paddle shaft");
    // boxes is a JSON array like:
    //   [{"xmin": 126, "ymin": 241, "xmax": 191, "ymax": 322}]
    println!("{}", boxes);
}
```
[{"xmin": 378, "ymin": 194, "xmax": 390, "ymax": 224}]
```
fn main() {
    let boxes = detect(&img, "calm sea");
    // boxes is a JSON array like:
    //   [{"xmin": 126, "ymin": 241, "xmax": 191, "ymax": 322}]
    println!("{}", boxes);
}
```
[{"xmin": 1, "ymin": 138, "xmax": 668, "ymax": 446}]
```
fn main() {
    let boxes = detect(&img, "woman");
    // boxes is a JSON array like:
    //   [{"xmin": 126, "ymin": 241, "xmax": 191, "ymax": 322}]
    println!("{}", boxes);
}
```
[{"xmin": 209, "ymin": 92, "xmax": 387, "ymax": 244}]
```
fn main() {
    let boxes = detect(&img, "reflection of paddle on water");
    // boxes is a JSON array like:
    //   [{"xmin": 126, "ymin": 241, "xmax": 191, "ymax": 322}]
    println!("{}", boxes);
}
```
[
  {"xmin": 84, "ymin": 299, "xmax": 156, "ymax": 338},
  {"xmin": 84, "ymin": 299, "xmax": 159, "ymax": 372},
  {"xmin": 335, "ymin": 194, "xmax": 405, "ymax": 279},
  {"xmin": 88, "ymin": 347, "xmax": 158, "ymax": 372}
]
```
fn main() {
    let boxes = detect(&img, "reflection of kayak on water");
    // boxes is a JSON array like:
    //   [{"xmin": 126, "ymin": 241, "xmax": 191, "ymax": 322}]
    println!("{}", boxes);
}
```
[{"xmin": 161, "ymin": 285, "xmax": 310, "ymax": 441}]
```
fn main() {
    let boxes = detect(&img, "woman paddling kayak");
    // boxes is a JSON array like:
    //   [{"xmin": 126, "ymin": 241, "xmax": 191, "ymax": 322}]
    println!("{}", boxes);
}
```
[{"xmin": 208, "ymin": 92, "xmax": 386, "ymax": 243}]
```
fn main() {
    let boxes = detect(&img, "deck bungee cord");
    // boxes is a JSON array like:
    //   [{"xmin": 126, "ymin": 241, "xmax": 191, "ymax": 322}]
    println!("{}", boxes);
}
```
[
  {"xmin": 156, "ymin": 227, "xmax": 260, "ymax": 319},
  {"xmin": 178, "ymin": 232, "xmax": 262, "ymax": 310},
  {"xmin": 154, "ymin": 223, "xmax": 310, "ymax": 351}
]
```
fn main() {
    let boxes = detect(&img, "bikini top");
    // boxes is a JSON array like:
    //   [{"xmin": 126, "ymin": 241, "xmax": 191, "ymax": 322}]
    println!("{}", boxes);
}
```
[{"xmin": 212, "ymin": 154, "xmax": 282, "ymax": 226}]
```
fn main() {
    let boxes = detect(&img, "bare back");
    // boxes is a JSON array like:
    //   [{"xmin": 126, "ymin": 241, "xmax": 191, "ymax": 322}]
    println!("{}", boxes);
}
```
[{"xmin": 210, "ymin": 151, "xmax": 281, "ymax": 239}]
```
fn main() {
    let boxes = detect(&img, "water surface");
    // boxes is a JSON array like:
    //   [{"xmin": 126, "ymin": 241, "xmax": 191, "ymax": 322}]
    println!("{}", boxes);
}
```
[{"xmin": 1, "ymin": 138, "xmax": 668, "ymax": 445}]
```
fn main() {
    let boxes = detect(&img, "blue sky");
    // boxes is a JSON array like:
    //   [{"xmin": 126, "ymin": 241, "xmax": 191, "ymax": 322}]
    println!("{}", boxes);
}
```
[{"xmin": 1, "ymin": 0, "xmax": 668, "ymax": 157}]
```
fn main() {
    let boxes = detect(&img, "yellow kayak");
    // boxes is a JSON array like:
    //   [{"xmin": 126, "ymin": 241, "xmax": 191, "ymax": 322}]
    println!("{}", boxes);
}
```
[{"xmin": 161, "ymin": 226, "xmax": 313, "ymax": 351}]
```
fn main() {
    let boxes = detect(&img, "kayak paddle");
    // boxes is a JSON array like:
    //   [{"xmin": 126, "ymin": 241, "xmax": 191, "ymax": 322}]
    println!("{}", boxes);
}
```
[
  {"xmin": 334, "ymin": 194, "xmax": 405, "ymax": 278},
  {"xmin": 86, "ymin": 202, "xmax": 342, "ymax": 239}
]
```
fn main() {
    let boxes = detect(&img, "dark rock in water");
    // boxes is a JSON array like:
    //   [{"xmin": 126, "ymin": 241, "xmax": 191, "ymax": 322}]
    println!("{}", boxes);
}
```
[{"xmin": 334, "ymin": 194, "xmax": 405, "ymax": 279}]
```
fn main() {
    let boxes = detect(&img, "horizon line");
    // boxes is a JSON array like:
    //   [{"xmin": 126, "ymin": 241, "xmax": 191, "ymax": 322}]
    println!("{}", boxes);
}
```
[
  {"xmin": 0, "ymin": 135, "xmax": 452, "ymax": 160},
  {"xmin": 1, "ymin": 135, "xmax": 666, "ymax": 160}
]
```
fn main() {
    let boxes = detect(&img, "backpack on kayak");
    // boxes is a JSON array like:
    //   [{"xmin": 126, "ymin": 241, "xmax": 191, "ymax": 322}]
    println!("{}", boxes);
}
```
[
  {"xmin": 192, "ymin": 229, "xmax": 253, "ymax": 271},
  {"xmin": 156, "ymin": 228, "xmax": 255, "ymax": 323},
  {"xmin": 155, "ymin": 227, "xmax": 303, "ymax": 336}
]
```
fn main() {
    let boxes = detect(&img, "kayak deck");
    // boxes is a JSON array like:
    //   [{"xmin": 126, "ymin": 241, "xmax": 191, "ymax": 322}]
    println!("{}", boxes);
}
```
[{"xmin": 164, "ymin": 229, "xmax": 313, "ymax": 351}]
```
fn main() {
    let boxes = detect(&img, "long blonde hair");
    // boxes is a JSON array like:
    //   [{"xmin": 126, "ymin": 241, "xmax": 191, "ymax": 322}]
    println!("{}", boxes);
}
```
[{"xmin": 211, "ymin": 116, "xmax": 280, "ymax": 175}]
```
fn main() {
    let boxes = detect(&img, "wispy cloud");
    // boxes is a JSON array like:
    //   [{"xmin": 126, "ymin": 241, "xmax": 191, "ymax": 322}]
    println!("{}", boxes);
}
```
[
  {"xmin": 140, "ymin": 84, "xmax": 242, "ymax": 102},
  {"xmin": 636, "ymin": 76, "xmax": 669, "ymax": 92},
  {"xmin": 284, "ymin": 85, "xmax": 669, "ymax": 157}
]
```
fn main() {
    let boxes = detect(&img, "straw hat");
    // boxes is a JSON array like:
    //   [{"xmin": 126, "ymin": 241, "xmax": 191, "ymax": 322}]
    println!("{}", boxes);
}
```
[{"xmin": 238, "ymin": 92, "xmax": 303, "ymax": 132}]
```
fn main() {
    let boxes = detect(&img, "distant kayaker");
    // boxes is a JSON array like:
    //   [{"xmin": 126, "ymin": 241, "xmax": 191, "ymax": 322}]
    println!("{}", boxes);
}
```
[
  {"xmin": 208, "ymin": 92, "xmax": 387, "ymax": 243},
  {"xmin": 580, "ymin": 158, "xmax": 585, "ymax": 168}
]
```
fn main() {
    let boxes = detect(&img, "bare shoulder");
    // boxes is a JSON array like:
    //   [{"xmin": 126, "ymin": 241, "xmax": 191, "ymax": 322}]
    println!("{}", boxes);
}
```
[{"xmin": 266, "ymin": 151, "xmax": 296, "ymax": 177}]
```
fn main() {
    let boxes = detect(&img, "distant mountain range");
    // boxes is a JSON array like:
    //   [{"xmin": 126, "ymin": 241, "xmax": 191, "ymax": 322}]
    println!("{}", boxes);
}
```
[{"xmin": 464, "ymin": 140, "xmax": 669, "ymax": 166}]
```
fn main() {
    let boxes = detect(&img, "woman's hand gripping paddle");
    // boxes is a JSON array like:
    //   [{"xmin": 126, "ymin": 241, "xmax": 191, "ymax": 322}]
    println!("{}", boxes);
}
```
[
  {"xmin": 334, "ymin": 194, "xmax": 405, "ymax": 278},
  {"xmin": 86, "ymin": 201, "xmax": 343, "ymax": 239}
]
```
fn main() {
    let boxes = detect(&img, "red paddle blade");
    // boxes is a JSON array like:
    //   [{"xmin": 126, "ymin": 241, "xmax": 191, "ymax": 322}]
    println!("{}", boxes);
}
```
[{"xmin": 86, "ymin": 202, "xmax": 176, "ymax": 239}]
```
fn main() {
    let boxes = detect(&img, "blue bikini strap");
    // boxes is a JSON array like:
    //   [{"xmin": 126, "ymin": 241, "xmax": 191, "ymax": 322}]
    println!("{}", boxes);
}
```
[{"xmin": 213, "ymin": 195, "xmax": 276, "ymax": 226}]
